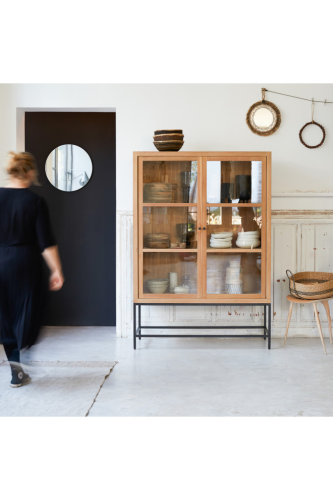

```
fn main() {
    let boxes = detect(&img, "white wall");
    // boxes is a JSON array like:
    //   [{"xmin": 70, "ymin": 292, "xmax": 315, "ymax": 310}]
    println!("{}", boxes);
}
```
[{"xmin": 0, "ymin": 84, "xmax": 333, "ymax": 211}]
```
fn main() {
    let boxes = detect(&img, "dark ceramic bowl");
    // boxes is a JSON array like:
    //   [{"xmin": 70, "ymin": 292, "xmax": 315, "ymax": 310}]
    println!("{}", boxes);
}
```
[
  {"xmin": 154, "ymin": 129, "xmax": 183, "ymax": 135},
  {"xmin": 153, "ymin": 141, "xmax": 184, "ymax": 152}
]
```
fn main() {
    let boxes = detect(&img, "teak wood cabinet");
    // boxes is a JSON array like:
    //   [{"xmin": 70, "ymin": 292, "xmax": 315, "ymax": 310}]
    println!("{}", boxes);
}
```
[{"xmin": 133, "ymin": 152, "xmax": 271, "ymax": 304}]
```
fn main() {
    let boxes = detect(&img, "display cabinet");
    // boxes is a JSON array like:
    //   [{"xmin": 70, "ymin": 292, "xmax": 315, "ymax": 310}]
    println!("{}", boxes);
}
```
[
  {"xmin": 133, "ymin": 152, "xmax": 271, "ymax": 348},
  {"xmin": 134, "ymin": 152, "xmax": 271, "ymax": 302}
]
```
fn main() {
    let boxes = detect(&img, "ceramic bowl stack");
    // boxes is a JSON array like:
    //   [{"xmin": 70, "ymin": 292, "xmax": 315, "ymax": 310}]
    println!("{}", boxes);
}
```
[
  {"xmin": 153, "ymin": 129, "xmax": 184, "ymax": 151},
  {"xmin": 225, "ymin": 257, "xmax": 243, "ymax": 294},
  {"xmin": 146, "ymin": 233, "xmax": 170, "ymax": 249},
  {"xmin": 174, "ymin": 285, "xmax": 190, "ymax": 294},
  {"xmin": 146, "ymin": 278, "xmax": 169, "ymax": 294},
  {"xmin": 143, "ymin": 183, "xmax": 178, "ymax": 203},
  {"xmin": 207, "ymin": 254, "xmax": 229, "ymax": 294},
  {"xmin": 210, "ymin": 231, "xmax": 233, "ymax": 248},
  {"xmin": 236, "ymin": 231, "xmax": 260, "ymax": 249}
]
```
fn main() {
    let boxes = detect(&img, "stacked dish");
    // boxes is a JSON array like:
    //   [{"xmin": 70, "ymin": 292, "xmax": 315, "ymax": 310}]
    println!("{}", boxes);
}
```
[
  {"xmin": 236, "ymin": 231, "xmax": 260, "ymax": 249},
  {"xmin": 146, "ymin": 233, "xmax": 170, "ymax": 249},
  {"xmin": 210, "ymin": 231, "xmax": 233, "ymax": 248},
  {"xmin": 146, "ymin": 279, "xmax": 169, "ymax": 294},
  {"xmin": 226, "ymin": 257, "xmax": 243, "ymax": 294},
  {"xmin": 153, "ymin": 129, "xmax": 184, "ymax": 151},
  {"xmin": 143, "ymin": 183, "xmax": 178, "ymax": 203},
  {"xmin": 207, "ymin": 254, "xmax": 229, "ymax": 294},
  {"xmin": 174, "ymin": 285, "xmax": 190, "ymax": 294}
]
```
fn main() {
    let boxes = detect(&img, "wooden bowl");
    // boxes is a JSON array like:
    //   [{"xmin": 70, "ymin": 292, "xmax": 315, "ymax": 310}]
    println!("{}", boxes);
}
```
[
  {"xmin": 153, "ymin": 141, "xmax": 184, "ymax": 152},
  {"xmin": 153, "ymin": 134, "xmax": 184, "ymax": 141},
  {"xmin": 154, "ymin": 129, "xmax": 183, "ymax": 135}
]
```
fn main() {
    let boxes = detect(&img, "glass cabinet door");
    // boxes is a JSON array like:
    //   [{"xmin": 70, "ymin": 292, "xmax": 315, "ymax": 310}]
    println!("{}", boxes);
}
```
[
  {"xmin": 142, "ymin": 160, "xmax": 198, "ymax": 203},
  {"xmin": 204, "ymin": 158, "xmax": 266, "ymax": 298},
  {"xmin": 139, "ymin": 158, "xmax": 201, "ymax": 298},
  {"xmin": 207, "ymin": 160, "xmax": 262, "ymax": 203}
]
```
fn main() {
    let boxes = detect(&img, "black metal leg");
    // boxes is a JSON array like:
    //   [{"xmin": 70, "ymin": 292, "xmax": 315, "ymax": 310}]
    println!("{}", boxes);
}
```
[
  {"xmin": 133, "ymin": 303, "xmax": 136, "ymax": 350},
  {"xmin": 132, "ymin": 302, "xmax": 271, "ymax": 348},
  {"xmin": 268, "ymin": 303, "xmax": 271, "ymax": 350},
  {"xmin": 139, "ymin": 304, "xmax": 141, "ymax": 340}
]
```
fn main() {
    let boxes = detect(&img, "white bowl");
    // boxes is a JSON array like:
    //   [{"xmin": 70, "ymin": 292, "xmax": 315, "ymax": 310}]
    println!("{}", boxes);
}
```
[
  {"xmin": 238, "ymin": 231, "xmax": 259, "ymax": 235},
  {"xmin": 237, "ymin": 234, "xmax": 260, "ymax": 239},
  {"xmin": 147, "ymin": 278, "xmax": 169, "ymax": 284},
  {"xmin": 210, "ymin": 241, "xmax": 232, "ymax": 248},
  {"xmin": 174, "ymin": 285, "xmax": 190, "ymax": 294},
  {"xmin": 211, "ymin": 235, "xmax": 232, "ymax": 241},
  {"xmin": 236, "ymin": 239, "xmax": 260, "ymax": 248},
  {"xmin": 211, "ymin": 232, "xmax": 233, "ymax": 238}
]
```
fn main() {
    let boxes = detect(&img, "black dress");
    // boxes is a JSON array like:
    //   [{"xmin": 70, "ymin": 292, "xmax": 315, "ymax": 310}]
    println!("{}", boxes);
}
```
[{"xmin": 0, "ymin": 188, "xmax": 56, "ymax": 351}]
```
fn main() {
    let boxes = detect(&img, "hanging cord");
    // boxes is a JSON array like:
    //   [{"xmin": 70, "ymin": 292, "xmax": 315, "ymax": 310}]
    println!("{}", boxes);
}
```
[
  {"xmin": 261, "ymin": 87, "xmax": 265, "ymax": 101},
  {"xmin": 311, "ymin": 98, "xmax": 315, "ymax": 123},
  {"xmin": 265, "ymin": 88, "xmax": 333, "ymax": 104}
]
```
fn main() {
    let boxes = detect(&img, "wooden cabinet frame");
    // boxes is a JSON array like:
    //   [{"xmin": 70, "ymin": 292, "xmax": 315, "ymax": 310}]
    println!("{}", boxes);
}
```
[{"xmin": 133, "ymin": 152, "xmax": 271, "ymax": 304}]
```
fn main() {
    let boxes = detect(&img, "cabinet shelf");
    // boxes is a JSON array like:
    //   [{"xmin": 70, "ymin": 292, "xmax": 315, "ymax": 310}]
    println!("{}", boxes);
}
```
[
  {"xmin": 206, "ymin": 248, "xmax": 262, "ymax": 253},
  {"xmin": 207, "ymin": 203, "xmax": 262, "ymax": 208},
  {"xmin": 142, "ymin": 203, "xmax": 197, "ymax": 207},
  {"xmin": 143, "ymin": 248, "xmax": 198, "ymax": 253}
]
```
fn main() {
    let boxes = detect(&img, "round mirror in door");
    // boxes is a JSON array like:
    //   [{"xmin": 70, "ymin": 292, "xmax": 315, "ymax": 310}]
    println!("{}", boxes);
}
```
[
  {"xmin": 45, "ymin": 144, "xmax": 93, "ymax": 192},
  {"xmin": 246, "ymin": 100, "xmax": 281, "ymax": 136}
]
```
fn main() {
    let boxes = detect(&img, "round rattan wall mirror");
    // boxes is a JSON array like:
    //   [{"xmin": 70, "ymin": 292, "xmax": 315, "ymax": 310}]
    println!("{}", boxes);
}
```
[{"xmin": 246, "ymin": 89, "xmax": 281, "ymax": 137}]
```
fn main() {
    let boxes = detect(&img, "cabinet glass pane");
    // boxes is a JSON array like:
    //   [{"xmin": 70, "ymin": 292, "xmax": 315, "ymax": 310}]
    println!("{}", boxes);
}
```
[
  {"xmin": 207, "ymin": 253, "xmax": 261, "ymax": 295},
  {"xmin": 143, "ymin": 253, "xmax": 197, "ymax": 294},
  {"xmin": 206, "ymin": 207, "xmax": 261, "ymax": 249},
  {"xmin": 143, "ymin": 161, "xmax": 198, "ymax": 203},
  {"xmin": 143, "ymin": 207, "xmax": 198, "ymax": 249},
  {"xmin": 207, "ymin": 161, "xmax": 262, "ymax": 203}
]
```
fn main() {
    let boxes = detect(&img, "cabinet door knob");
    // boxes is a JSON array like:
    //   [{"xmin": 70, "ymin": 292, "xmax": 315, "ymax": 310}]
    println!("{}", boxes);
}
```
[
  {"xmin": 203, "ymin": 227, "xmax": 206, "ymax": 230},
  {"xmin": 198, "ymin": 227, "xmax": 201, "ymax": 230}
]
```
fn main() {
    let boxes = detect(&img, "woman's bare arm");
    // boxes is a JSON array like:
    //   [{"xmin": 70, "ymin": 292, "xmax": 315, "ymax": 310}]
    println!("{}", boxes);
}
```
[{"xmin": 42, "ymin": 245, "xmax": 64, "ymax": 291}]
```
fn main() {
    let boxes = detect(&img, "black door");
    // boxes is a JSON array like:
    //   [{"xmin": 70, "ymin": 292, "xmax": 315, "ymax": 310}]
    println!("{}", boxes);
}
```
[{"xmin": 25, "ymin": 112, "xmax": 116, "ymax": 326}]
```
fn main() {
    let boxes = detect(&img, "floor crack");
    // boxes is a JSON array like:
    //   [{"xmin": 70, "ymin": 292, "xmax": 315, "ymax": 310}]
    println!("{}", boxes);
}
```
[{"xmin": 85, "ymin": 363, "xmax": 117, "ymax": 417}]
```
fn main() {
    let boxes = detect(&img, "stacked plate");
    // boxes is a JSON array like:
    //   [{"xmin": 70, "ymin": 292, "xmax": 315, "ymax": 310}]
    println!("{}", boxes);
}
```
[
  {"xmin": 210, "ymin": 231, "xmax": 233, "ymax": 248},
  {"xmin": 143, "ymin": 183, "xmax": 178, "ymax": 203},
  {"xmin": 236, "ymin": 231, "xmax": 260, "ymax": 249},
  {"xmin": 146, "ymin": 233, "xmax": 170, "ymax": 249},
  {"xmin": 153, "ymin": 129, "xmax": 184, "ymax": 151},
  {"xmin": 146, "ymin": 279, "xmax": 169, "ymax": 294},
  {"xmin": 226, "ymin": 256, "xmax": 243, "ymax": 294},
  {"xmin": 207, "ymin": 254, "xmax": 229, "ymax": 294}
]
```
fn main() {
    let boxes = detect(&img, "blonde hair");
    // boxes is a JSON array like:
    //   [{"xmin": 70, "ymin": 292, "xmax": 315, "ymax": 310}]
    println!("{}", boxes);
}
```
[{"xmin": 6, "ymin": 151, "xmax": 39, "ymax": 185}]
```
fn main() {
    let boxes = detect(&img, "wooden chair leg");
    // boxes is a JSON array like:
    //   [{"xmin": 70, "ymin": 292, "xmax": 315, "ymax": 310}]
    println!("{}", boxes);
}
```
[
  {"xmin": 313, "ymin": 303, "xmax": 327, "ymax": 354},
  {"xmin": 284, "ymin": 302, "xmax": 293, "ymax": 346},
  {"xmin": 322, "ymin": 301, "xmax": 332, "ymax": 344}
]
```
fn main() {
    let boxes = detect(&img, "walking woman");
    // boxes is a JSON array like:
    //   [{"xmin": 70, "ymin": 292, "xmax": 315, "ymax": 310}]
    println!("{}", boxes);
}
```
[{"xmin": 0, "ymin": 152, "xmax": 64, "ymax": 387}]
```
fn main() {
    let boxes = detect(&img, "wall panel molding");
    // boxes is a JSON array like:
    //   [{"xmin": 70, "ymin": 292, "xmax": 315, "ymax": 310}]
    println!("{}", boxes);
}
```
[{"xmin": 272, "ymin": 213, "xmax": 333, "ymax": 338}]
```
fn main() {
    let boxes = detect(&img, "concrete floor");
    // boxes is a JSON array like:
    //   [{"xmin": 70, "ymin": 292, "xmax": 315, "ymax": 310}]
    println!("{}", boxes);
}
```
[{"xmin": 2, "ymin": 328, "xmax": 333, "ymax": 416}]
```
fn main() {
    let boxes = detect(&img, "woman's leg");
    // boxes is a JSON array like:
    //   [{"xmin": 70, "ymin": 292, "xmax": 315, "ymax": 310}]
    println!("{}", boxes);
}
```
[
  {"xmin": 2, "ymin": 327, "xmax": 20, "ymax": 363},
  {"xmin": 1, "ymin": 328, "xmax": 29, "ymax": 387},
  {"xmin": 2, "ymin": 336, "xmax": 20, "ymax": 364}
]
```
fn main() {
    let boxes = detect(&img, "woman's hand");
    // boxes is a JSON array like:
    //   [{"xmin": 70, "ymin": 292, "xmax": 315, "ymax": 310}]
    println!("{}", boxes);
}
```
[
  {"xmin": 49, "ymin": 269, "xmax": 65, "ymax": 291},
  {"xmin": 42, "ymin": 246, "xmax": 64, "ymax": 291}
]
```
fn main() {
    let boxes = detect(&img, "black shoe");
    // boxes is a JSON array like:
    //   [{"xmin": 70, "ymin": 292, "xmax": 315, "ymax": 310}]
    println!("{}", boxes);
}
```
[{"xmin": 10, "ymin": 369, "xmax": 31, "ymax": 388}]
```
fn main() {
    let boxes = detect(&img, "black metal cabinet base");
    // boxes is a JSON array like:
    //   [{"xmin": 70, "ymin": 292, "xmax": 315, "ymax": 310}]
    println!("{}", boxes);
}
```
[{"xmin": 133, "ymin": 303, "xmax": 271, "ymax": 350}]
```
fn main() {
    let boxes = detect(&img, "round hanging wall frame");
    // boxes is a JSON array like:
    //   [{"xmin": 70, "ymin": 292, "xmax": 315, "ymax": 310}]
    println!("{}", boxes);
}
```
[
  {"xmin": 246, "ymin": 100, "xmax": 281, "ymax": 137},
  {"xmin": 299, "ymin": 121, "xmax": 326, "ymax": 149}
]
